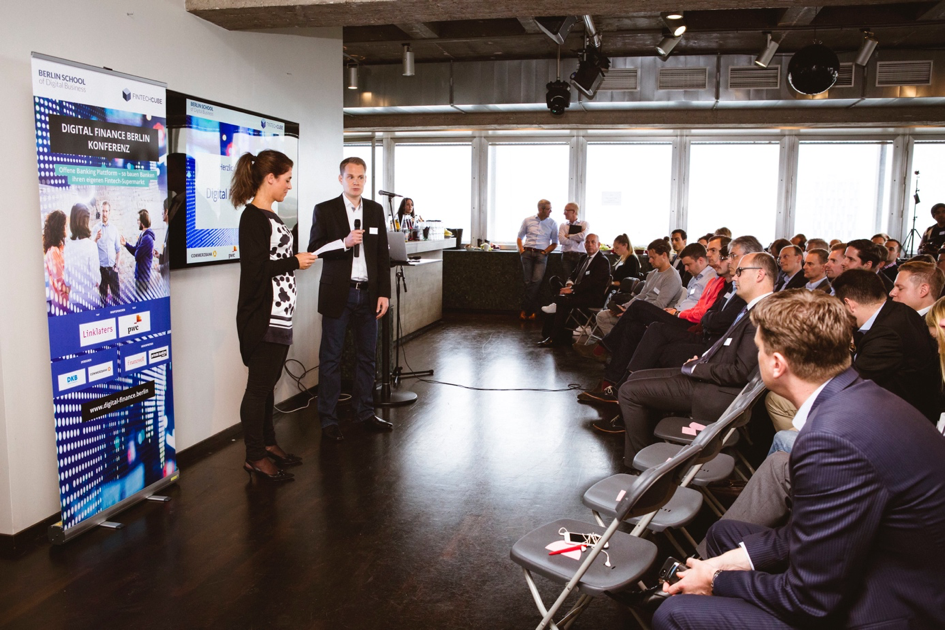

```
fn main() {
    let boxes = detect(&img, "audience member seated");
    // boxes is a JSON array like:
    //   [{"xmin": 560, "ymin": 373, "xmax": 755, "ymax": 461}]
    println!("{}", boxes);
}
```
[
  {"xmin": 775, "ymin": 245, "xmax": 806, "ymax": 291},
  {"xmin": 657, "ymin": 290, "xmax": 945, "ymax": 630},
  {"xmin": 843, "ymin": 238, "xmax": 894, "ymax": 293},
  {"xmin": 594, "ymin": 238, "xmax": 682, "ymax": 337},
  {"xmin": 670, "ymin": 229, "xmax": 692, "ymax": 288},
  {"xmin": 891, "ymin": 260, "xmax": 944, "ymax": 317},
  {"xmin": 789, "ymin": 233, "xmax": 806, "ymax": 250},
  {"xmin": 802, "ymin": 248, "xmax": 831, "ymax": 292},
  {"xmin": 715, "ymin": 227, "xmax": 732, "ymax": 239},
  {"xmin": 881, "ymin": 238, "xmax": 901, "ymax": 281},
  {"xmin": 537, "ymin": 234, "xmax": 609, "ymax": 347},
  {"xmin": 871, "ymin": 232, "xmax": 891, "ymax": 246},
  {"xmin": 805, "ymin": 237, "xmax": 828, "ymax": 252},
  {"xmin": 937, "ymin": 248, "xmax": 945, "ymax": 292},
  {"xmin": 918, "ymin": 201, "xmax": 945, "ymax": 256},
  {"xmin": 615, "ymin": 251, "xmax": 775, "ymax": 463},
  {"xmin": 832, "ymin": 269, "xmax": 939, "ymax": 422},
  {"xmin": 824, "ymin": 242, "xmax": 846, "ymax": 286},
  {"xmin": 925, "ymin": 297, "xmax": 945, "ymax": 428},
  {"xmin": 767, "ymin": 238, "xmax": 790, "ymax": 260},
  {"xmin": 609, "ymin": 233, "xmax": 641, "ymax": 290}
]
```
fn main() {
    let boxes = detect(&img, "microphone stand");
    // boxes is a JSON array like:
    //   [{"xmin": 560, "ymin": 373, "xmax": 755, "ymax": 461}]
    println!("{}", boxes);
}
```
[{"xmin": 902, "ymin": 171, "xmax": 923, "ymax": 256}]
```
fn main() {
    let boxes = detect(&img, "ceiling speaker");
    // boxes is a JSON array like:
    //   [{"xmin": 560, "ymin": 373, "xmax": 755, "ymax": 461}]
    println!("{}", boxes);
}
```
[{"xmin": 787, "ymin": 44, "xmax": 840, "ymax": 95}]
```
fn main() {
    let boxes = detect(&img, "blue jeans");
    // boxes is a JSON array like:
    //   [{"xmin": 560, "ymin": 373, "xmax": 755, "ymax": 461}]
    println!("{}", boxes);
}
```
[
  {"xmin": 317, "ymin": 287, "xmax": 378, "ymax": 427},
  {"xmin": 520, "ymin": 249, "xmax": 548, "ymax": 315},
  {"xmin": 767, "ymin": 429, "xmax": 799, "ymax": 457}
]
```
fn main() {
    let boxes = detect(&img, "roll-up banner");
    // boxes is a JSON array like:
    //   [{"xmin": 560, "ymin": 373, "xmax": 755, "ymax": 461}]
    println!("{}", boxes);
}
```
[{"xmin": 31, "ymin": 53, "xmax": 178, "ymax": 543}]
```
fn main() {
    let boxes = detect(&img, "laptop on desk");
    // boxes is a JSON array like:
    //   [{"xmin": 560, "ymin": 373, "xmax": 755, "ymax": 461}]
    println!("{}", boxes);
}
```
[{"xmin": 388, "ymin": 231, "xmax": 418, "ymax": 265}]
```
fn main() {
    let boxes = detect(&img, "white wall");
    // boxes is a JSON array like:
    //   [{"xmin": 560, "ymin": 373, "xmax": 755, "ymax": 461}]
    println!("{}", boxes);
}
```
[{"xmin": 0, "ymin": 0, "xmax": 343, "ymax": 535}]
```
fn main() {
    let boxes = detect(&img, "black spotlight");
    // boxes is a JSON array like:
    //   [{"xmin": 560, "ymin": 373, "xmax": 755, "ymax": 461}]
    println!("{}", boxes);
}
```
[
  {"xmin": 546, "ymin": 80, "xmax": 571, "ymax": 115},
  {"xmin": 571, "ymin": 46, "xmax": 611, "ymax": 99},
  {"xmin": 787, "ymin": 44, "xmax": 840, "ymax": 95}
]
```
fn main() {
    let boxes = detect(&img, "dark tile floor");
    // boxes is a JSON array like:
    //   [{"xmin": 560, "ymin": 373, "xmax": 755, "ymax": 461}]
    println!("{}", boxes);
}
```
[{"xmin": 0, "ymin": 314, "xmax": 672, "ymax": 630}]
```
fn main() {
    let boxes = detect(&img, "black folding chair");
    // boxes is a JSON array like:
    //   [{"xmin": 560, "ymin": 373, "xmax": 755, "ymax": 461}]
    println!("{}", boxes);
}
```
[{"xmin": 509, "ymin": 442, "xmax": 705, "ymax": 630}]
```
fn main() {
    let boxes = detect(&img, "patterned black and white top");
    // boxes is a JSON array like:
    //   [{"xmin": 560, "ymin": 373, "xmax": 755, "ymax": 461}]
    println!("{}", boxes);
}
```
[{"xmin": 261, "ymin": 210, "xmax": 297, "ymax": 345}]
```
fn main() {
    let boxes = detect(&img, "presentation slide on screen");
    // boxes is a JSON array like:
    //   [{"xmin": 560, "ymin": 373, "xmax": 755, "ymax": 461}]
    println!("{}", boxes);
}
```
[
  {"xmin": 32, "ymin": 54, "xmax": 177, "ymax": 531},
  {"xmin": 169, "ymin": 96, "xmax": 299, "ymax": 266}
]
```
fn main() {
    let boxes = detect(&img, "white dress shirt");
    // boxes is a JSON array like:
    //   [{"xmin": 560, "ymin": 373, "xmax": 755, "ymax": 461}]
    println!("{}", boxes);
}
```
[{"xmin": 342, "ymin": 195, "xmax": 369, "ymax": 282}]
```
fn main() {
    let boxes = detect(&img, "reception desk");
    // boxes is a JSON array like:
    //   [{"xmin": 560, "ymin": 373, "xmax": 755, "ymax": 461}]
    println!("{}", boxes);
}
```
[{"xmin": 389, "ymin": 238, "xmax": 456, "ymax": 337}]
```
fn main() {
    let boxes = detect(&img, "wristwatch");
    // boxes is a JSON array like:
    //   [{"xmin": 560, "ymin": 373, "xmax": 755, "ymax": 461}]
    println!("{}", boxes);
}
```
[{"xmin": 710, "ymin": 569, "xmax": 723, "ymax": 595}]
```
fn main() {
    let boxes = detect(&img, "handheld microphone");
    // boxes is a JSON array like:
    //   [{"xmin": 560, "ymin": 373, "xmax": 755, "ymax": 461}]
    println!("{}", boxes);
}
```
[
  {"xmin": 353, "ymin": 218, "xmax": 361, "ymax": 258},
  {"xmin": 378, "ymin": 190, "xmax": 403, "ymax": 198}
]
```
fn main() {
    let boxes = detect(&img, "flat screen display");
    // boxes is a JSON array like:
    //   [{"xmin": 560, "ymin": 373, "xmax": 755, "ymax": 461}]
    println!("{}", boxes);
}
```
[{"xmin": 166, "ymin": 91, "xmax": 300, "ymax": 268}]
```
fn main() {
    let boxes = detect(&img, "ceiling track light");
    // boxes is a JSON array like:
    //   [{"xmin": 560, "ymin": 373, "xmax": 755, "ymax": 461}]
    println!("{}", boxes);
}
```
[
  {"xmin": 660, "ymin": 12, "xmax": 687, "ymax": 37},
  {"xmin": 402, "ymin": 44, "xmax": 415, "ymax": 77},
  {"xmin": 347, "ymin": 63, "xmax": 359, "ymax": 90},
  {"xmin": 754, "ymin": 32, "xmax": 780, "ymax": 68},
  {"xmin": 656, "ymin": 33, "xmax": 681, "ymax": 58},
  {"xmin": 855, "ymin": 30, "xmax": 879, "ymax": 66}
]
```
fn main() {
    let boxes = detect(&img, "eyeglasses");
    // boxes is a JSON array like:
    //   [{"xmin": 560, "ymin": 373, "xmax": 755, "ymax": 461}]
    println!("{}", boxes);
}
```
[{"xmin": 734, "ymin": 266, "xmax": 763, "ymax": 277}]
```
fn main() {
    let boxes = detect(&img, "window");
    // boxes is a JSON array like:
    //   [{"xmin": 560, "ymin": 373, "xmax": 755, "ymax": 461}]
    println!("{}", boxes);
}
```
[
  {"xmin": 343, "ymin": 143, "xmax": 384, "ymax": 199},
  {"xmin": 795, "ymin": 141, "xmax": 893, "ymax": 243},
  {"xmin": 908, "ymin": 142, "xmax": 945, "ymax": 253},
  {"xmin": 488, "ymin": 143, "xmax": 570, "ymax": 242},
  {"xmin": 585, "ymin": 143, "xmax": 673, "ymax": 249},
  {"xmin": 393, "ymin": 143, "xmax": 473, "ymax": 235},
  {"xmin": 688, "ymin": 142, "xmax": 781, "ymax": 245}
]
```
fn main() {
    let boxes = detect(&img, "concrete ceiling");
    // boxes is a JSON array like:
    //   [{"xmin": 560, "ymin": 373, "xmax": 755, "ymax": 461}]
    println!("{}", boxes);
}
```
[{"xmin": 187, "ymin": 0, "xmax": 945, "ymax": 63}]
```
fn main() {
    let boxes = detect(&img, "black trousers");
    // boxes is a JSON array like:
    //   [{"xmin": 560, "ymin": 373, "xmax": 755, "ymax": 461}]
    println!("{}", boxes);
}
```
[
  {"xmin": 240, "ymin": 341, "xmax": 289, "ymax": 461},
  {"xmin": 541, "ymin": 293, "xmax": 595, "ymax": 342},
  {"xmin": 602, "ymin": 300, "xmax": 690, "ymax": 384},
  {"xmin": 626, "ymin": 322, "xmax": 707, "ymax": 373}
]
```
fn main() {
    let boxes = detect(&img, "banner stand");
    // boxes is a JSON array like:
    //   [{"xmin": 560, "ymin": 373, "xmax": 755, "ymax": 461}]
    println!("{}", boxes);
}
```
[
  {"xmin": 48, "ymin": 472, "xmax": 179, "ymax": 545},
  {"xmin": 32, "ymin": 53, "xmax": 178, "ymax": 546}
]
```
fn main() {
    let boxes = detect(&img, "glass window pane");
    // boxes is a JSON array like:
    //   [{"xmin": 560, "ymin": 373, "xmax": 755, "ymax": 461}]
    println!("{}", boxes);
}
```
[
  {"xmin": 394, "ymin": 144, "xmax": 472, "ymax": 235},
  {"xmin": 795, "ymin": 142, "xmax": 892, "ymax": 243},
  {"xmin": 688, "ymin": 143, "xmax": 780, "ymax": 245},
  {"xmin": 585, "ymin": 143, "xmax": 673, "ymax": 249},
  {"xmin": 907, "ymin": 142, "xmax": 945, "ymax": 255},
  {"xmin": 489, "ymin": 144, "xmax": 570, "ymax": 242},
  {"xmin": 343, "ymin": 143, "xmax": 384, "ymax": 199}
]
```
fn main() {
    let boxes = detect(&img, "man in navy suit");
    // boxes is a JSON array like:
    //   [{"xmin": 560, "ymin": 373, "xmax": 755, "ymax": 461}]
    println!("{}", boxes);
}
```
[
  {"xmin": 655, "ymin": 290, "xmax": 945, "ymax": 630},
  {"xmin": 308, "ymin": 157, "xmax": 392, "ymax": 442}
]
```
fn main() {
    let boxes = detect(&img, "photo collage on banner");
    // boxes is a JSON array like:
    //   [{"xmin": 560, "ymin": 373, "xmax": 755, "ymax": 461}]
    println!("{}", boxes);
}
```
[{"xmin": 32, "ymin": 54, "xmax": 177, "ymax": 531}]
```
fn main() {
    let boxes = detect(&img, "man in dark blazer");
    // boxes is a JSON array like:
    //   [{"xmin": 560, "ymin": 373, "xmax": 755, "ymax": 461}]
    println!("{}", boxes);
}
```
[
  {"xmin": 775, "ymin": 245, "xmax": 806, "ymax": 291},
  {"xmin": 616, "ymin": 252, "xmax": 776, "ymax": 463},
  {"xmin": 843, "ymin": 238, "xmax": 894, "ymax": 294},
  {"xmin": 308, "ymin": 157, "xmax": 392, "ymax": 441},
  {"xmin": 538, "ymin": 234, "xmax": 610, "ymax": 346},
  {"xmin": 656, "ymin": 290, "xmax": 945, "ymax": 630},
  {"xmin": 832, "ymin": 268, "xmax": 939, "ymax": 422}
]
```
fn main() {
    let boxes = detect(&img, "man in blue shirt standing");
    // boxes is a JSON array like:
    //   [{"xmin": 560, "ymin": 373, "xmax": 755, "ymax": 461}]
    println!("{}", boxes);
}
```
[
  {"xmin": 93, "ymin": 201, "xmax": 122, "ymax": 306},
  {"xmin": 516, "ymin": 199, "xmax": 558, "ymax": 320}
]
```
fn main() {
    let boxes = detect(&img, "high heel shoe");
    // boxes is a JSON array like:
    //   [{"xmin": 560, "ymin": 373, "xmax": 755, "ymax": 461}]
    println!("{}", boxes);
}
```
[
  {"xmin": 243, "ymin": 461, "xmax": 294, "ymax": 482},
  {"xmin": 265, "ymin": 449, "xmax": 302, "ymax": 467}
]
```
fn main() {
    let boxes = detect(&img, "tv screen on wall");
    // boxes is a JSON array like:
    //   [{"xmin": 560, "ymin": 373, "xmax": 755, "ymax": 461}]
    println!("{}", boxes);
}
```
[{"xmin": 166, "ymin": 91, "xmax": 300, "ymax": 269}]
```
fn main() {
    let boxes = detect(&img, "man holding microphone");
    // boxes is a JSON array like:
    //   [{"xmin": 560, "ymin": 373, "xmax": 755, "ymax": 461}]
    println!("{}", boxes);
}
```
[{"xmin": 309, "ymin": 158, "xmax": 392, "ymax": 442}]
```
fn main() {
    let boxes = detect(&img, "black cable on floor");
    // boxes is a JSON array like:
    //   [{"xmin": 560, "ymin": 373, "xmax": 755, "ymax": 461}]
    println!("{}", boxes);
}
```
[{"xmin": 273, "ymin": 359, "xmax": 318, "ymax": 413}]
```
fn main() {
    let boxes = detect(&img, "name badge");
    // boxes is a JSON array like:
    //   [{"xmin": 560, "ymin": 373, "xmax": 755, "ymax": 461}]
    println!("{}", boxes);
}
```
[
  {"xmin": 724, "ymin": 338, "xmax": 733, "ymax": 346},
  {"xmin": 939, "ymin": 230, "xmax": 945, "ymax": 236},
  {"xmin": 723, "ymin": 292, "xmax": 732, "ymax": 299},
  {"xmin": 369, "ymin": 227, "xmax": 378, "ymax": 235},
  {"xmin": 653, "ymin": 288, "xmax": 660, "ymax": 295},
  {"xmin": 585, "ymin": 270, "xmax": 591, "ymax": 275},
  {"xmin": 689, "ymin": 287, "xmax": 696, "ymax": 295}
]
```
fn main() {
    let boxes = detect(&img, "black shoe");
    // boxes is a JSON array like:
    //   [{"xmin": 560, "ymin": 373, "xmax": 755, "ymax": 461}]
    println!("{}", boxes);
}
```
[
  {"xmin": 537, "ymin": 337, "xmax": 557, "ymax": 347},
  {"xmin": 610, "ymin": 585, "xmax": 669, "ymax": 612},
  {"xmin": 584, "ymin": 385, "xmax": 619, "ymax": 404},
  {"xmin": 243, "ymin": 461, "xmax": 294, "ymax": 482},
  {"xmin": 266, "ymin": 449, "xmax": 302, "ymax": 467},
  {"xmin": 364, "ymin": 415, "xmax": 394, "ymax": 431},
  {"xmin": 592, "ymin": 415, "xmax": 625, "ymax": 434},
  {"xmin": 322, "ymin": 424, "xmax": 345, "ymax": 442}
]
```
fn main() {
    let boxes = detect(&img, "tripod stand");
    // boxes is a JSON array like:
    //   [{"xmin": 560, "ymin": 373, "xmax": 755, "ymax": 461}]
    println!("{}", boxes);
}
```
[
  {"xmin": 376, "ymin": 261, "xmax": 434, "ymax": 407},
  {"xmin": 902, "ymin": 170, "xmax": 923, "ymax": 256}
]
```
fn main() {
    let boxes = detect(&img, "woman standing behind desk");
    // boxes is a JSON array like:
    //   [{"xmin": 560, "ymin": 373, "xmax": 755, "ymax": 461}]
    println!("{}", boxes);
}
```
[
  {"xmin": 233, "ymin": 149, "xmax": 317, "ymax": 482},
  {"xmin": 397, "ymin": 197, "xmax": 422, "ymax": 233}
]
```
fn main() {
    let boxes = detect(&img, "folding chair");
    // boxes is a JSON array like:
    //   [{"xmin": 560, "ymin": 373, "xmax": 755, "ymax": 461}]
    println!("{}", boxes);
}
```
[
  {"xmin": 565, "ymin": 274, "xmax": 612, "ymax": 344},
  {"xmin": 509, "ymin": 442, "xmax": 705, "ymax": 630},
  {"xmin": 583, "ymin": 373, "xmax": 767, "ymax": 552}
]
